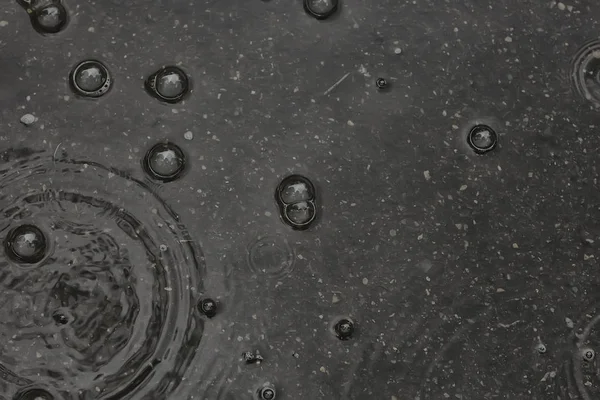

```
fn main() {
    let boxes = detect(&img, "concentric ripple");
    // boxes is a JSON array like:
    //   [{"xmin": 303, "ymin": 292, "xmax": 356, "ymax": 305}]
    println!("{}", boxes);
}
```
[
  {"xmin": 545, "ymin": 308, "xmax": 600, "ymax": 399},
  {"xmin": 0, "ymin": 148, "xmax": 206, "ymax": 399},
  {"xmin": 571, "ymin": 39, "xmax": 600, "ymax": 105},
  {"xmin": 246, "ymin": 235, "xmax": 295, "ymax": 279}
]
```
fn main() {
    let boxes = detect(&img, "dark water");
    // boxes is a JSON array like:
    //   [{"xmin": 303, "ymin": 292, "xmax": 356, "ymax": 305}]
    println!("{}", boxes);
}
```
[{"xmin": 3, "ymin": 0, "xmax": 600, "ymax": 398}]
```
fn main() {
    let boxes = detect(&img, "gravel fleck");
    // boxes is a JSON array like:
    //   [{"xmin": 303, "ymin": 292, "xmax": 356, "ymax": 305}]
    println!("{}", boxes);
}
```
[{"xmin": 20, "ymin": 114, "xmax": 37, "ymax": 126}]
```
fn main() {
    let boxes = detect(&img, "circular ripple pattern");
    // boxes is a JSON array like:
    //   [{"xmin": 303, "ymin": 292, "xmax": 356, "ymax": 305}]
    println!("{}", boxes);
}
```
[
  {"xmin": 303, "ymin": 0, "xmax": 339, "ymax": 19},
  {"xmin": 0, "ymin": 148, "xmax": 205, "ymax": 399},
  {"xmin": 13, "ymin": 388, "xmax": 55, "ymax": 400},
  {"xmin": 247, "ymin": 235, "xmax": 295, "ymax": 279},
  {"xmin": 145, "ymin": 66, "xmax": 190, "ymax": 104},
  {"xmin": 275, "ymin": 175, "xmax": 317, "ymax": 230},
  {"xmin": 550, "ymin": 311, "xmax": 600, "ymax": 398},
  {"xmin": 571, "ymin": 39, "xmax": 600, "ymax": 105},
  {"xmin": 142, "ymin": 142, "xmax": 186, "ymax": 182},
  {"xmin": 69, "ymin": 60, "xmax": 112, "ymax": 98}
]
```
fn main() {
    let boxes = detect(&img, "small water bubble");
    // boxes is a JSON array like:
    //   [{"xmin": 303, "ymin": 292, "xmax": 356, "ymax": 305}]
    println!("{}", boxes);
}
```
[
  {"xmin": 334, "ymin": 317, "xmax": 355, "ymax": 340},
  {"xmin": 258, "ymin": 386, "xmax": 276, "ymax": 400},
  {"xmin": 582, "ymin": 347, "xmax": 595, "ymax": 362},
  {"xmin": 4, "ymin": 224, "xmax": 47, "ymax": 264},
  {"xmin": 375, "ymin": 77, "xmax": 388, "ymax": 89},
  {"xmin": 536, "ymin": 343, "xmax": 547, "ymax": 354},
  {"xmin": 199, "ymin": 298, "xmax": 217, "ymax": 318},
  {"xmin": 467, "ymin": 125, "xmax": 498, "ymax": 154},
  {"xmin": 280, "ymin": 179, "xmax": 313, "ymax": 204},
  {"xmin": 70, "ymin": 60, "xmax": 112, "ymax": 98},
  {"xmin": 285, "ymin": 201, "xmax": 316, "ymax": 226},
  {"xmin": 303, "ymin": 0, "xmax": 338, "ymax": 19},
  {"xmin": 31, "ymin": 3, "xmax": 68, "ymax": 34},
  {"xmin": 143, "ymin": 142, "xmax": 186, "ymax": 182},
  {"xmin": 145, "ymin": 66, "xmax": 190, "ymax": 103}
]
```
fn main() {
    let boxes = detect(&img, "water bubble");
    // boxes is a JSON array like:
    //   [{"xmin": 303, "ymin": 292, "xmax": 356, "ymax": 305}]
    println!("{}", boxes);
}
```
[
  {"xmin": 143, "ymin": 142, "xmax": 186, "ymax": 182},
  {"xmin": 467, "ymin": 125, "xmax": 498, "ymax": 154},
  {"xmin": 582, "ymin": 347, "xmax": 595, "ymax": 362},
  {"xmin": 258, "ymin": 386, "xmax": 276, "ymax": 400},
  {"xmin": 4, "ymin": 224, "xmax": 47, "ymax": 264},
  {"xmin": 34, "ymin": 4, "xmax": 67, "ymax": 34},
  {"xmin": 285, "ymin": 201, "xmax": 316, "ymax": 227},
  {"xmin": 275, "ymin": 175, "xmax": 317, "ymax": 230},
  {"xmin": 334, "ymin": 317, "xmax": 355, "ymax": 340},
  {"xmin": 199, "ymin": 298, "xmax": 217, "ymax": 318},
  {"xmin": 536, "ymin": 343, "xmax": 547, "ymax": 354},
  {"xmin": 145, "ymin": 66, "xmax": 190, "ymax": 103},
  {"xmin": 303, "ymin": 0, "xmax": 339, "ymax": 19},
  {"xmin": 278, "ymin": 177, "xmax": 314, "ymax": 204},
  {"xmin": 13, "ymin": 388, "xmax": 54, "ymax": 400},
  {"xmin": 70, "ymin": 60, "xmax": 112, "ymax": 98},
  {"xmin": 375, "ymin": 77, "xmax": 388, "ymax": 89},
  {"xmin": 571, "ymin": 39, "xmax": 600, "ymax": 105}
]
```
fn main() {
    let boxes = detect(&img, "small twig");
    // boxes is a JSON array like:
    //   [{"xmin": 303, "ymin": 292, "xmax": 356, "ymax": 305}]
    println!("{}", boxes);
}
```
[
  {"xmin": 323, "ymin": 72, "xmax": 351, "ymax": 96},
  {"xmin": 53, "ymin": 142, "xmax": 62, "ymax": 164}
]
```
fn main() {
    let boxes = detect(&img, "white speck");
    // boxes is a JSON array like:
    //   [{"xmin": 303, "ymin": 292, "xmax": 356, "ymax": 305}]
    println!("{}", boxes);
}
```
[
  {"xmin": 347, "ymin": 120, "xmax": 355, "ymax": 126},
  {"xmin": 362, "ymin": 277, "xmax": 369, "ymax": 285},
  {"xmin": 108, "ymin": 172, "xmax": 115, "ymax": 179},
  {"xmin": 0, "ymin": 21, "xmax": 8, "ymax": 27},
  {"xmin": 320, "ymin": 366, "xmax": 327, "ymax": 373},
  {"xmin": 36, "ymin": 352, "xmax": 42, "ymax": 358},
  {"xmin": 389, "ymin": 229, "xmax": 397, "ymax": 237},
  {"xmin": 184, "ymin": 131, "xmax": 193, "ymax": 140},
  {"xmin": 264, "ymin": 211, "xmax": 272, "ymax": 217},
  {"xmin": 172, "ymin": 109, "xmax": 179, "ymax": 114},
  {"xmin": 26, "ymin": 96, "xmax": 31, "ymax": 101},
  {"xmin": 459, "ymin": 184, "xmax": 467, "ymax": 191},
  {"xmin": 565, "ymin": 317, "xmax": 574, "ymax": 328},
  {"xmin": 557, "ymin": 2, "xmax": 565, "ymax": 10},
  {"xmin": 332, "ymin": 294, "xmax": 340, "ymax": 303},
  {"xmin": 63, "ymin": 95, "xmax": 70, "ymax": 101},
  {"xmin": 442, "ymin": 110, "xmax": 447, "ymax": 116},
  {"xmin": 417, "ymin": 233, "xmax": 424, "ymax": 240},
  {"xmin": 88, "ymin": 27, "xmax": 95, "ymax": 32},
  {"xmin": 164, "ymin": 287, "xmax": 173, "ymax": 291},
  {"xmin": 424, "ymin": 170, "xmax": 431, "ymax": 181},
  {"xmin": 505, "ymin": 36, "xmax": 513, "ymax": 43},
  {"xmin": 358, "ymin": 64, "xmax": 370, "ymax": 77},
  {"xmin": 394, "ymin": 47, "xmax": 402, "ymax": 54},
  {"xmin": 20, "ymin": 113, "xmax": 37, "ymax": 126},
  {"xmin": 512, "ymin": 243, "xmax": 519, "ymax": 249},
  {"xmin": 567, "ymin": 5, "xmax": 573, "ymax": 11},
  {"xmin": 159, "ymin": 244, "xmax": 167, "ymax": 251}
]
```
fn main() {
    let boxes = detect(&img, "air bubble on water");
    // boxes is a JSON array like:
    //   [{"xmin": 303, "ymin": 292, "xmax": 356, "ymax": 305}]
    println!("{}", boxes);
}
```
[
  {"xmin": 143, "ymin": 142, "xmax": 186, "ymax": 182},
  {"xmin": 70, "ymin": 60, "xmax": 112, "ymax": 98},
  {"xmin": 304, "ymin": 0, "xmax": 339, "ymax": 19}
]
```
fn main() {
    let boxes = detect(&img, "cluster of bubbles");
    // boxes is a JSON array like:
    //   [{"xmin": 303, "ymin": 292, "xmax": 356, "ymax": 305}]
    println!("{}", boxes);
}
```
[{"xmin": 275, "ymin": 175, "xmax": 318, "ymax": 230}]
